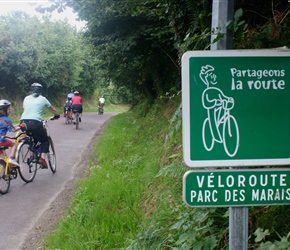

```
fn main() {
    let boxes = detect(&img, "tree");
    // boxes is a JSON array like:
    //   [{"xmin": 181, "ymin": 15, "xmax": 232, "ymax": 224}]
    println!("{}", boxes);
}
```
[
  {"xmin": 0, "ymin": 11, "xmax": 98, "ymax": 99},
  {"xmin": 48, "ymin": 0, "xmax": 189, "ymax": 100},
  {"xmin": 49, "ymin": 0, "xmax": 289, "ymax": 102}
]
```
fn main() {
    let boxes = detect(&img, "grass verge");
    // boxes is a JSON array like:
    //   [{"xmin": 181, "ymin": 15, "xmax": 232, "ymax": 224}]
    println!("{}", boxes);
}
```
[
  {"xmin": 40, "ymin": 94, "xmax": 290, "ymax": 249},
  {"xmin": 42, "ymin": 97, "xmax": 179, "ymax": 249}
]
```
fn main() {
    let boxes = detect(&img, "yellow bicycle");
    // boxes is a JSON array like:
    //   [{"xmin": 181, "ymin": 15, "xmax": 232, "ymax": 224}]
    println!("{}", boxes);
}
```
[{"xmin": 0, "ymin": 132, "xmax": 26, "ymax": 194}]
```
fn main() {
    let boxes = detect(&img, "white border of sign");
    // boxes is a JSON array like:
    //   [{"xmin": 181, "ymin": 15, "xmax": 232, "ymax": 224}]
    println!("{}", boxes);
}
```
[{"xmin": 182, "ymin": 49, "xmax": 290, "ymax": 167}]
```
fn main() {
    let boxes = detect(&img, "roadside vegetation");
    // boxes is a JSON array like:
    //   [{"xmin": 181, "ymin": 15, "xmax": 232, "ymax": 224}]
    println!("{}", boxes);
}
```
[
  {"xmin": 41, "ymin": 95, "xmax": 290, "ymax": 249},
  {"xmin": 1, "ymin": 0, "xmax": 289, "ymax": 249}
]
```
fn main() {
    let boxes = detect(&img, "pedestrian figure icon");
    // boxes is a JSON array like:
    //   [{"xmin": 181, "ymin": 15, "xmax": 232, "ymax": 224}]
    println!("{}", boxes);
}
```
[{"xmin": 200, "ymin": 65, "xmax": 239, "ymax": 157}]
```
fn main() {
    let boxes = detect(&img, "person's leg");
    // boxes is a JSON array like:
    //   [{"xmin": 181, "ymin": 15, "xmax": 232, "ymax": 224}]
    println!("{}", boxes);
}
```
[
  {"xmin": 9, "ymin": 142, "xmax": 16, "ymax": 158},
  {"xmin": 37, "ymin": 128, "xmax": 49, "ymax": 168},
  {"xmin": 0, "ymin": 148, "xmax": 4, "ymax": 159},
  {"xmin": 1, "ymin": 139, "xmax": 20, "ymax": 167},
  {"xmin": 25, "ymin": 120, "xmax": 49, "ymax": 169},
  {"xmin": 71, "ymin": 105, "xmax": 77, "ymax": 121},
  {"xmin": 79, "ymin": 105, "xmax": 83, "ymax": 121}
]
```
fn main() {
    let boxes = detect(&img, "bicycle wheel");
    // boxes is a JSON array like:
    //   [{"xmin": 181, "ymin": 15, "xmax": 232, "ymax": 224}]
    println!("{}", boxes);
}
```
[
  {"xmin": 223, "ymin": 115, "xmax": 239, "ymax": 157},
  {"xmin": 69, "ymin": 112, "xmax": 73, "ymax": 124},
  {"xmin": 65, "ymin": 112, "xmax": 69, "ymax": 125},
  {"xmin": 75, "ymin": 112, "xmax": 79, "ymax": 130},
  {"xmin": 202, "ymin": 118, "xmax": 214, "ymax": 151},
  {"xmin": 47, "ymin": 136, "xmax": 56, "ymax": 173},
  {"xmin": 0, "ymin": 160, "xmax": 10, "ymax": 194},
  {"xmin": 16, "ymin": 141, "xmax": 37, "ymax": 183}
]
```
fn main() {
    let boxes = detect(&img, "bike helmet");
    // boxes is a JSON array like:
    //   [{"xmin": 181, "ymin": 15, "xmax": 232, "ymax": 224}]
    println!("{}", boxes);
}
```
[
  {"xmin": 200, "ymin": 65, "xmax": 215, "ymax": 77},
  {"xmin": 0, "ymin": 100, "xmax": 11, "ymax": 110},
  {"xmin": 31, "ymin": 83, "xmax": 43, "ymax": 96},
  {"xmin": 74, "ymin": 91, "xmax": 79, "ymax": 95},
  {"xmin": 0, "ymin": 100, "xmax": 11, "ymax": 116}
]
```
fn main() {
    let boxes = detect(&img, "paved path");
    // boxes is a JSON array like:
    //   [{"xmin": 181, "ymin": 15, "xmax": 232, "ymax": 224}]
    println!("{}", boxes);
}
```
[{"xmin": 0, "ymin": 112, "xmax": 119, "ymax": 250}]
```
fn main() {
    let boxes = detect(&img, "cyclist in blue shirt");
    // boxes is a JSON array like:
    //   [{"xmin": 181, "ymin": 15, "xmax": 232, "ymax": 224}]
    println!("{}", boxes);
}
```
[
  {"xmin": 0, "ymin": 100, "xmax": 21, "ymax": 167},
  {"xmin": 67, "ymin": 90, "xmax": 74, "ymax": 99},
  {"xmin": 63, "ymin": 94, "xmax": 73, "ymax": 117}
]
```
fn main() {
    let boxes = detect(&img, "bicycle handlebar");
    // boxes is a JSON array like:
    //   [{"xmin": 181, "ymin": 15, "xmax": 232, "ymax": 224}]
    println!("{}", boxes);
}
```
[
  {"xmin": 4, "ymin": 132, "xmax": 26, "ymax": 140},
  {"xmin": 42, "ymin": 115, "xmax": 59, "ymax": 126},
  {"xmin": 221, "ymin": 98, "xmax": 234, "ymax": 110}
]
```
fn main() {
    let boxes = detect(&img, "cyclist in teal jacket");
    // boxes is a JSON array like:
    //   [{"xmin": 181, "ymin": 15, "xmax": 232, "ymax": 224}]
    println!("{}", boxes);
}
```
[{"xmin": 20, "ymin": 83, "xmax": 60, "ymax": 169}]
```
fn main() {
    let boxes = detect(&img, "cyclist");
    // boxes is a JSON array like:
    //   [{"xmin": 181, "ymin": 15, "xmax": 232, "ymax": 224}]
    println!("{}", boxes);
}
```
[
  {"xmin": 63, "ymin": 94, "xmax": 73, "ymax": 118},
  {"xmin": 20, "ymin": 83, "xmax": 60, "ymax": 169},
  {"xmin": 71, "ymin": 90, "xmax": 83, "ymax": 123},
  {"xmin": 67, "ymin": 90, "xmax": 74, "ymax": 99},
  {"xmin": 99, "ymin": 95, "xmax": 105, "ymax": 106},
  {"xmin": 200, "ymin": 65, "xmax": 234, "ymax": 143},
  {"xmin": 98, "ymin": 95, "xmax": 105, "ymax": 114},
  {"xmin": 0, "ymin": 100, "xmax": 21, "ymax": 167}
]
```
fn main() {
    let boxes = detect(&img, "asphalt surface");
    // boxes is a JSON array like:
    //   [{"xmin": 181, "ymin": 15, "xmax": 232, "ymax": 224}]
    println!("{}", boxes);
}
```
[{"xmin": 0, "ymin": 112, "xmax": 119, "ymax": 250}]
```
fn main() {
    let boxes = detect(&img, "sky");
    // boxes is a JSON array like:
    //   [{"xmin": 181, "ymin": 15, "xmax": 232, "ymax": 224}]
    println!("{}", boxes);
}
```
[{"xmin": 0, "ymin": 0, "xmax": 86, "ymax": 30}]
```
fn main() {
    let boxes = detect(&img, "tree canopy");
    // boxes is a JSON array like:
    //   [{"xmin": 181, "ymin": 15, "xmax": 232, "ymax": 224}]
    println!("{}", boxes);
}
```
[
  {"xmin": 46, "ymin": 0, "xmax": 289, "ymax": 102},
  {"xmin": 0, "ymin": 0, "xmax": 289, "ymax": 102},
  {"xmin": 0, "ymin": 11, "xmax": 98, "ymax": 100}
]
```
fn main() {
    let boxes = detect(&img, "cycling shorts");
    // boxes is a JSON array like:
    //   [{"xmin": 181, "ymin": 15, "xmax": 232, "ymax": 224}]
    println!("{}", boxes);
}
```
[{"xmin": 72, "ymin": 104, "xmax": 83, "ymax": 114}]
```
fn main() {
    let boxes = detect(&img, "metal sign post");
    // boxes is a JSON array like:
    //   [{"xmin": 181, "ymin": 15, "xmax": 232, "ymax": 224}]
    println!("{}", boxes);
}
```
[
  {"xmin": 229, "ymin": 206, "xmax": 248, "ymax": 249},
  {"xmin": 211, "ymin": 1, "xmax": 246, "ymax": 247},
  {"xmin": 211, "ymin": 0, "xmax": 234, "ymax": 50}
]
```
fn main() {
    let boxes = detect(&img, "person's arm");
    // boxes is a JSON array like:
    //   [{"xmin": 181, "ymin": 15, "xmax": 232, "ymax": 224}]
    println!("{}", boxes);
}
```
[
  {"xmin": 6, "ymin": 118, "xmax": 21, "ymax": 133},
  {"xmin": 11, "ymin": 125, "xmax": 21, "ymax": 133},
  {"xmin": 48, "ymin": 105, "xmax": 60, "ymax": 116}
]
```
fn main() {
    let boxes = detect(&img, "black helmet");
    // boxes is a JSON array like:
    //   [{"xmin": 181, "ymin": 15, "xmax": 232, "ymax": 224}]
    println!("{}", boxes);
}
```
[
  {"xmin": 0, "ymin": 99, "xmax": 11, "ymax": 110},
  {"xmin": 31, "ymin": 83, "xmax": 43, "ymax": 96}
]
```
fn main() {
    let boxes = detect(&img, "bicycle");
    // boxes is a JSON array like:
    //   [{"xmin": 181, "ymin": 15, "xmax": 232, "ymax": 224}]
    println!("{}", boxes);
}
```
[
  {"xmin": 0, "ymin": 132, "xmax": 26, "ymax": 194},
  {"xmin": 64, "ymin": 106, "xmax": 73, "ymax": 125},
  {"xmin": 202, "ymin": 98, "xmax": 239, "ymax": 157},
  {"xmin": 16, "ymin": 116, "xmax": 57, "ymax": 183}
]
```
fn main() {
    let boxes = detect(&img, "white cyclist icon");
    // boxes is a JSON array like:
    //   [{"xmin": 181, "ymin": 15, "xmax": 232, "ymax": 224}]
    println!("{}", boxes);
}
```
[{"xmin": 200, "ymin": 65, "xmax": 239, "ymax": 157}]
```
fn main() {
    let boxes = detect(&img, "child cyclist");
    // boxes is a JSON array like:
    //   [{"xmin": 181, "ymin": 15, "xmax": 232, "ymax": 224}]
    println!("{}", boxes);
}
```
[
  {"xmin": 0, "ymin": 100, "xmax": 21, "ymax": 167},
  {"xmin": 63, "ymin": 94, "xmax": 73, "ymax": 118}
]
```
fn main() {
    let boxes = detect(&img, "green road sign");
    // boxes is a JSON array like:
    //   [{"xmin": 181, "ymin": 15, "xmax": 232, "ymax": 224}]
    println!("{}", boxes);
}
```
[
  {"xmin": 183, "ymin": 169, "xmax": 290, "ymax": 207},
  {"xmin": 182, "ymin": 49, "xmax": 290, "ymax": 167}
]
